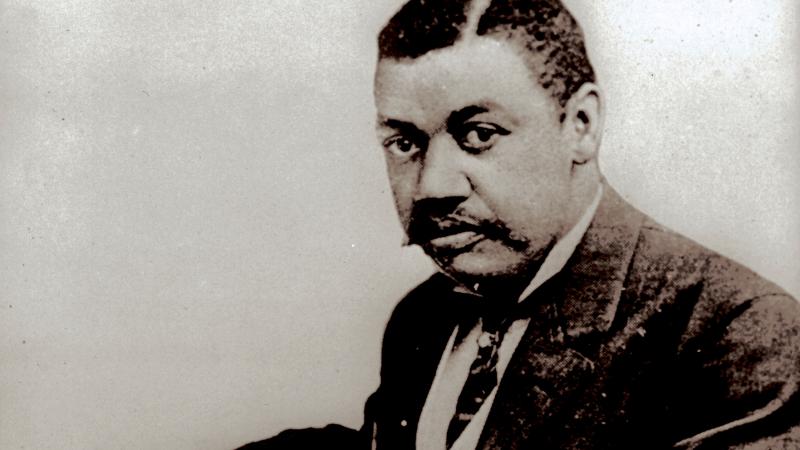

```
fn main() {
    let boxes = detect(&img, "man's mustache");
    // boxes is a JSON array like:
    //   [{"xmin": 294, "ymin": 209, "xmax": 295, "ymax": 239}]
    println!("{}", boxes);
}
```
[{"xmin": 405, "ymin": 199, "xmax": 515, "ymax": 248}]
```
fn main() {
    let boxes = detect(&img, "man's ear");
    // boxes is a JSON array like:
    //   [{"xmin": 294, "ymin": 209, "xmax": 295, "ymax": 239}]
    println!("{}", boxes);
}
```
[{"xmin": 561, "ymin": 83, "xmax": 604, "ymax": 165}]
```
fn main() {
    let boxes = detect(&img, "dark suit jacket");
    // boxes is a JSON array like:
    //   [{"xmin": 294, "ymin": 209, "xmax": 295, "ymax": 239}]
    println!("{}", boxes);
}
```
[{"xmin": 241, "ymin": 188, "xmax": 800, "ymax": 450}]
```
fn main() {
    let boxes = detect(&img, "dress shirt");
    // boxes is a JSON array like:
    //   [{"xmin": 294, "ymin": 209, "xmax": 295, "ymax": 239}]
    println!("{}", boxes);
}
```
[{"xmin": 416, "ymin": 185, "xmax": 604, "ymax": 450}]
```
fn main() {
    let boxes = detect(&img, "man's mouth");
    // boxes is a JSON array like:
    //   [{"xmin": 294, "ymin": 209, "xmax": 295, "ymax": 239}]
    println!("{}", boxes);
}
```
[
  {"xmin": 428, "ymin": 229, "xmax": 486, "ymax": 252},
  {"xmin": 411, "ymin": 217, "xmax": 490, "ymax": 255}
]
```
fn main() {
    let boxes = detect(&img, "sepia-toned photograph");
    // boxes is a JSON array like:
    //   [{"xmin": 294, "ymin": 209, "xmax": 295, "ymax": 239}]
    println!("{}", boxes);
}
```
[{"xmin": 2, "ymin": 1, "xmax": 798, "ymax": 449}]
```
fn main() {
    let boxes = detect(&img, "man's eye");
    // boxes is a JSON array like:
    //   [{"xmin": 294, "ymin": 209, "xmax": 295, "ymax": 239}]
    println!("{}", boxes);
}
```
[
  {"xmin": 384, "ymin": 136, "xmax": 421, "ymax": 156},
  {"xmin": 458, "ymin": 123, "xmax": 509, "ymax": 151}
]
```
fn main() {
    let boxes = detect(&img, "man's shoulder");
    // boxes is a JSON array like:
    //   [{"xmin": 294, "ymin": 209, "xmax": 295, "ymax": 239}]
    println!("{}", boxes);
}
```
[
  {"xmin": 632, "ymin": 216, "xmax": 792, "ymax": 303},
  {"xmin": 582, "ymin": 190, "xmax": 798, "ymax": 344},
  {"xmin": 624, "ymin": 213, "xmax": 800, "ymax": 356}
]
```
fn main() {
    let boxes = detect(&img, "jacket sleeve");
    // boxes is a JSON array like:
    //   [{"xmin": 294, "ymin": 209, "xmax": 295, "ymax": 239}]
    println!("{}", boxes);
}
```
[
  {"xmin": 673, "ymin": 294, "xmax": 800, "ymax": 450},
  {"xmin": 235, "ymin": 423, "xmax": 369, "ymax": 450}
]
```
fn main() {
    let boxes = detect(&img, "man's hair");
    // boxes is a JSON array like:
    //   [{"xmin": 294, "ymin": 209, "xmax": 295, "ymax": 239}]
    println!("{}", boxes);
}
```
[{"xmin": 378, "ymin": 0, "xmax": 596, "ymax": 108}]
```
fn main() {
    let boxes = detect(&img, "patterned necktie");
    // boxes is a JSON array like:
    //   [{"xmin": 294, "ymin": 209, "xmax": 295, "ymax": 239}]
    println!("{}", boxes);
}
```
[{"xmin": 446, "ymin": 318, "xmax": 504, "ymax": 448}]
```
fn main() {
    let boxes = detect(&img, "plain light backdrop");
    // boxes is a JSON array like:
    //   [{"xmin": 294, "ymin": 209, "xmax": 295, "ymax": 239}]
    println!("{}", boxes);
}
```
[{"xmin": 1, "ymin": 1, "xmax": 798, "ymax": 449}]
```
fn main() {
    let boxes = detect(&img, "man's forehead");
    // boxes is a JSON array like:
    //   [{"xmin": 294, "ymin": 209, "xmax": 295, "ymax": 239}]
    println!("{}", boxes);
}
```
[{"xmin": 374, "ymin": 38, "xmax": 553, "ymax": 127}]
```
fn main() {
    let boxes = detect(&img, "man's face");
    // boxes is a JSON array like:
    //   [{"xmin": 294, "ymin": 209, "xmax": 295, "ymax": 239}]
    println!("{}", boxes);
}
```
[{"xmin": 374, "ymin": 37, "xmax": 579, "ymax": 286}]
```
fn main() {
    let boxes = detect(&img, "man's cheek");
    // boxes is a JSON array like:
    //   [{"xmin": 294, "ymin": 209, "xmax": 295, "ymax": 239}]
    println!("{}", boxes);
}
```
[
  {"xmin": 389, "ymin": 186, "xmax": 414, "ymax": 228},
  {"xmin": 388, "ymin": 172, "xmax": 417, "ymax": 216}
]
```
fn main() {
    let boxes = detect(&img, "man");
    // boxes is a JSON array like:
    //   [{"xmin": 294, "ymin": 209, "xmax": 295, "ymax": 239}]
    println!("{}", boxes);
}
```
[{"xmin": 241, "ymin": 0, "xmax": 800, "ymax": 448}]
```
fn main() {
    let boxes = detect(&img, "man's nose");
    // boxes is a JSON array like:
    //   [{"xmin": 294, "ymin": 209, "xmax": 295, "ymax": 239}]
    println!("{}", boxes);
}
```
[{"xmin": 414, "ymin": 135, "xmax": 471, "ymax": 202}]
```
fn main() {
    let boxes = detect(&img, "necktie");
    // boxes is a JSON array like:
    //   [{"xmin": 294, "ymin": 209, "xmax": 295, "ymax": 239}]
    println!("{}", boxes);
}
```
[{"xmin": 445, "ymin": 318, "xmax": 504, "ymax": 448}]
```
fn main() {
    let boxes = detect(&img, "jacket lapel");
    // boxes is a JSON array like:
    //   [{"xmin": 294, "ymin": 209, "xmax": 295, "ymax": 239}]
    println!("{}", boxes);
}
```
[
  {"xmin": 479, "ymin": 186, "xmax": 645, "ymax": 449},
  {"xmin": 559, "ymin": 185, "xmax": 645, "ymax": 338}
]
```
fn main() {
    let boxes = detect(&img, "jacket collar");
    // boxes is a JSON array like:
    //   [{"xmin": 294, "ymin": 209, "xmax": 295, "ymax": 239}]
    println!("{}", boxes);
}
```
[{"xmin": 557, "ymin": 183, "xmax": 645, "ymax": 337}]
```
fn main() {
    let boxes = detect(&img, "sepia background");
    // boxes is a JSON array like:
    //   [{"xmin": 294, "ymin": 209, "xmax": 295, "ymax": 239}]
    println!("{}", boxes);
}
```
[{"xmin": 1, "ymin": 0, "xmax": 798, "ymax": 448}]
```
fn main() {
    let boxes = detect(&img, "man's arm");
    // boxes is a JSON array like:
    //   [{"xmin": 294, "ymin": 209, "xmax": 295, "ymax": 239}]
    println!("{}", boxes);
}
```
[
  {"xmin": 235, "ymin": 423, "xmax": 367, "ymax": 450},
  {"xmin": 673, "ymin": 294, "xmax": 800, "ymax": 449}
]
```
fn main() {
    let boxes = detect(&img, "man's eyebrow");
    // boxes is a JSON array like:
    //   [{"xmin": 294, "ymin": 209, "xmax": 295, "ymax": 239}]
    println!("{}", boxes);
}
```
[
  {"xmin": 446, "ymin": 105, "xmax": 489, "ymax": 129},
  {"xmin": 379, "ymin": 104, "xmax": 492, "ymax": 135},
  {"xmin": 381, "ymin": 118, "xmax": 414, "ymax": 130},
  {"xmin": 380, "ymin": 119, "xmax": 426, "ymax": 137}
]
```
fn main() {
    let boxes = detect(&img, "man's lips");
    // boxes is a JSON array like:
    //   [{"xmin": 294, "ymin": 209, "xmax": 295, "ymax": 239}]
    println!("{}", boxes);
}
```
[
  {"xmin": 407, "ymin": 208, "xmax": 527, "ymax": 254},
  {"xmin": 427, "ymin": 230, "xmax": 486, "ymax": 252},
  {"xmin": 407, "ymin": 213, "xmax": 500, "ymax": 252}
]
